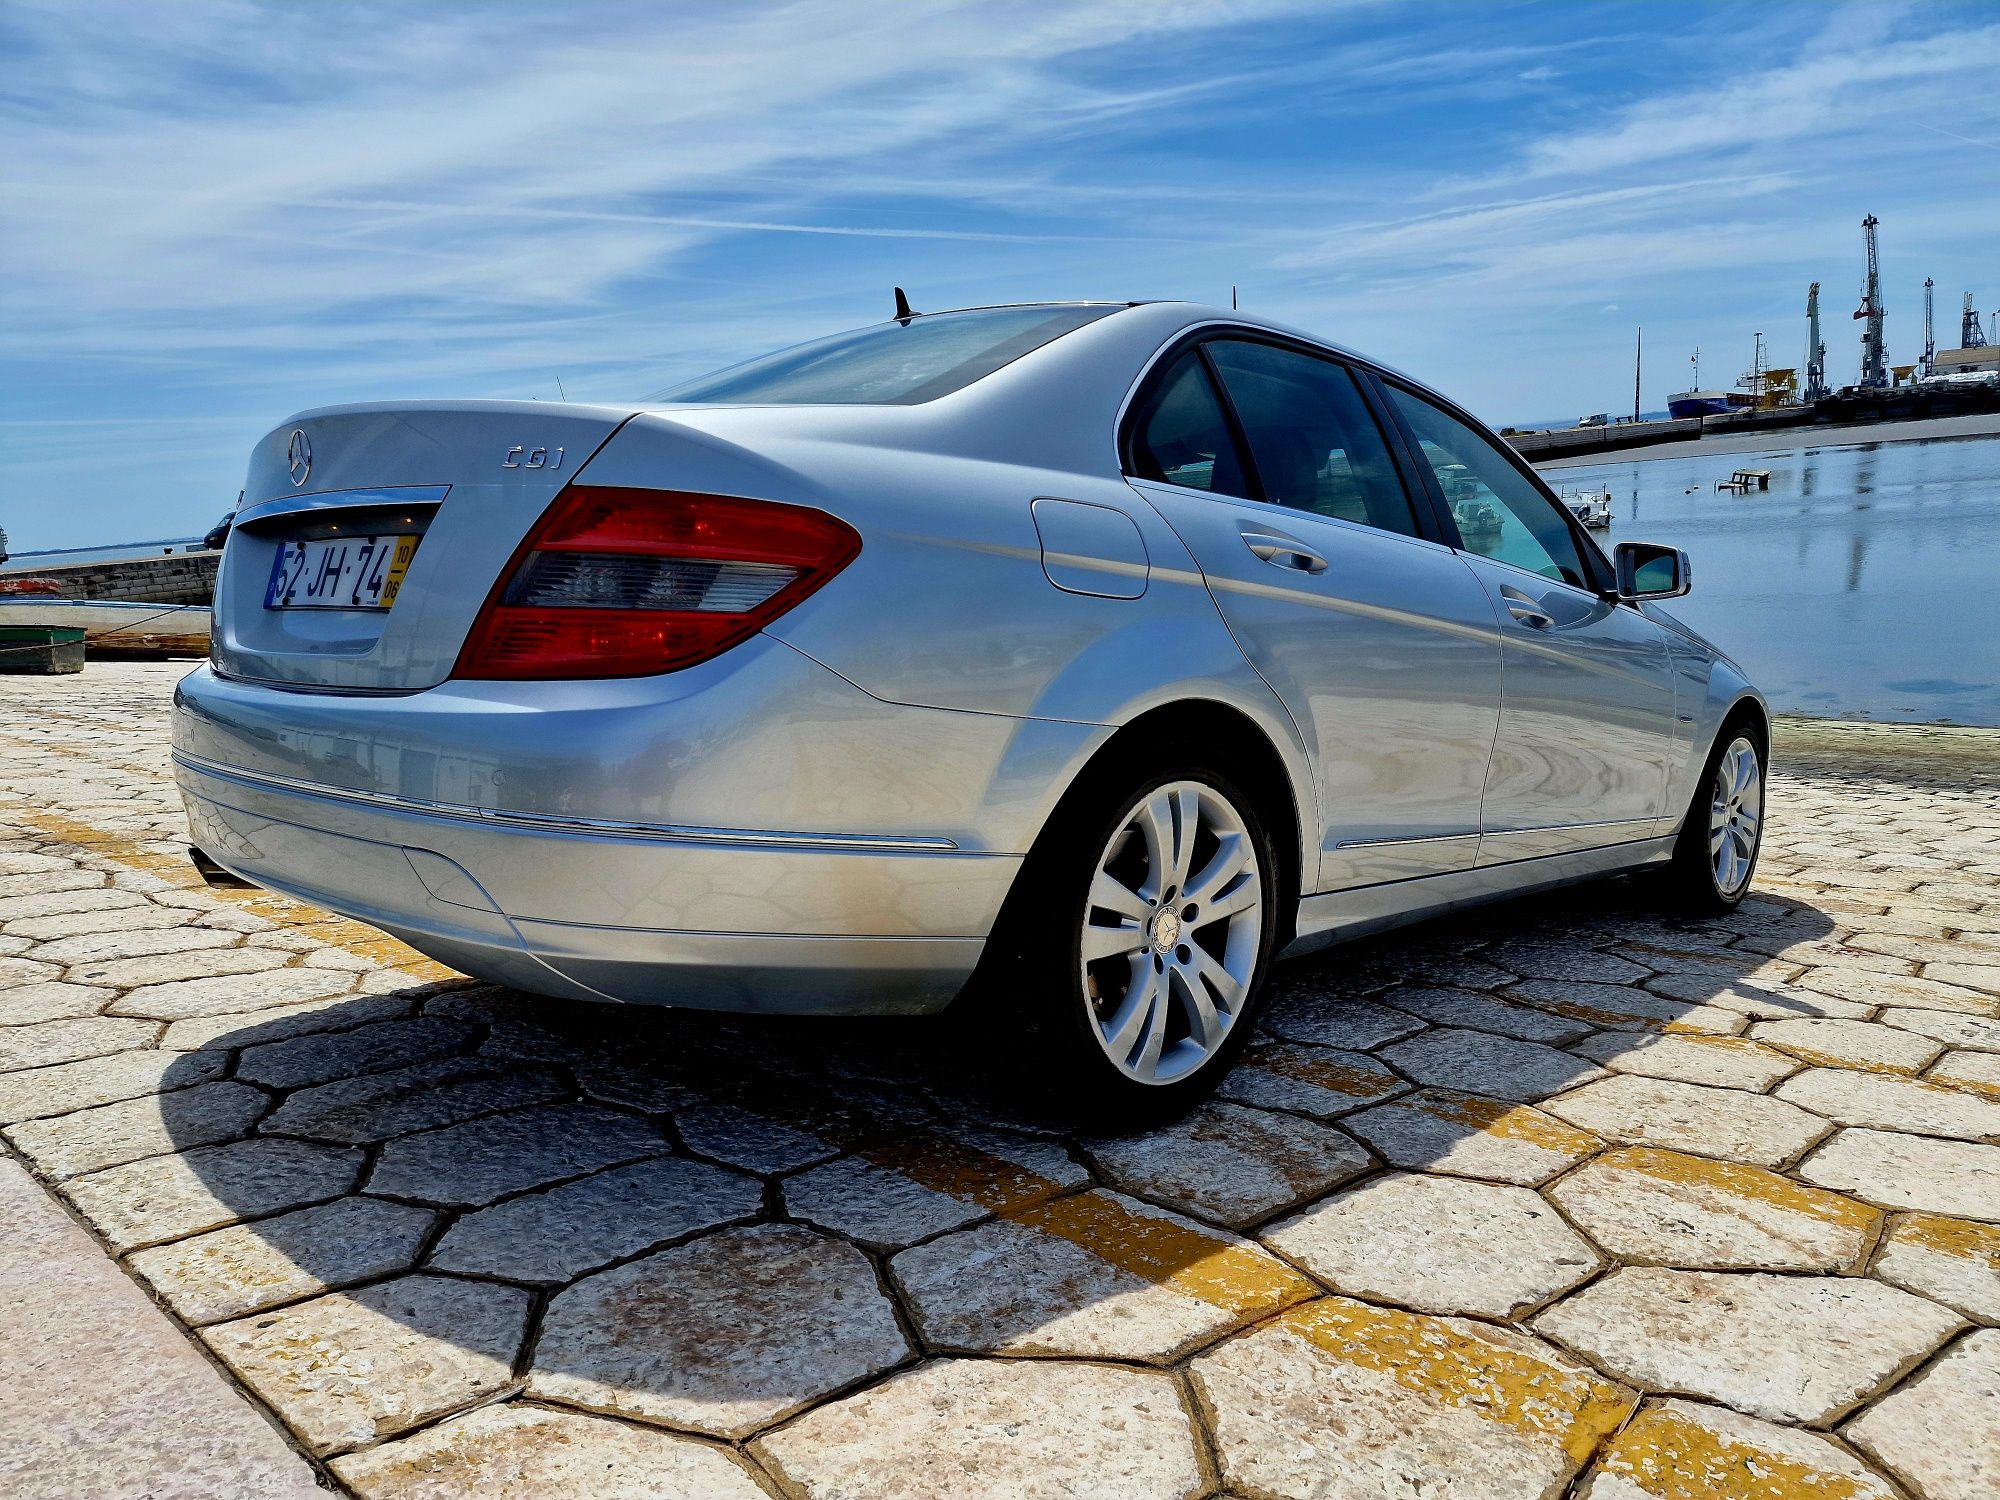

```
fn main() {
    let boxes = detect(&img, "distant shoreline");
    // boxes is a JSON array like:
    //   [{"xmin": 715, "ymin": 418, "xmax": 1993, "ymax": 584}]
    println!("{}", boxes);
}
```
[{"xmin": 1535, "ymin": 410, "xmax": 2000, "ymax": 469}]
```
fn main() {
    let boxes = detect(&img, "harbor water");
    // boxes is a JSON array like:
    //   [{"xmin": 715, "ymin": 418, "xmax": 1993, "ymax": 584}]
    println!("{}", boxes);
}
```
[{"xmin": 1541, "ymin": 430, "xmax": 2000, "ymax": 726}]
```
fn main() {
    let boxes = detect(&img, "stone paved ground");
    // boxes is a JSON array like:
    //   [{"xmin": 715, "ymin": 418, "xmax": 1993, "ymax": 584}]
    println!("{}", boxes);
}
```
[{"xmin": 3, "ymin": 662, "xmax": 1999, "ymax": 1499}]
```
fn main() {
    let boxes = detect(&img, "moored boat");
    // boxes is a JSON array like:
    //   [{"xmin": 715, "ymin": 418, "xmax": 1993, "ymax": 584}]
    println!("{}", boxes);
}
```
[{"xmin": 0, "ymin": 597, "xmax": 210, "ymax": 657}]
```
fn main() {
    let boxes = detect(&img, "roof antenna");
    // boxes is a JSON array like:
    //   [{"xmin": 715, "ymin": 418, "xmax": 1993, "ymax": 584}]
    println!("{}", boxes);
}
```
[
  {"xmin": 1231, "ymin": 285, "xmax": 1238, "ymax": 310},
  {"xmin": 893, "ymin": 287, "xmax": 918, "ymax": 324},
  {"xmin": 555, "ymin": 374, "xmax": 568, "ymax": 401}
]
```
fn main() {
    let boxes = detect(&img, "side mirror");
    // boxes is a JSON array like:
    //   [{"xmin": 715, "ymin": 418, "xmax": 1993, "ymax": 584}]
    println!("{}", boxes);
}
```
[{"xmin": 1614, "ymin": 541, "xmax": 1691, "ymax": 600}]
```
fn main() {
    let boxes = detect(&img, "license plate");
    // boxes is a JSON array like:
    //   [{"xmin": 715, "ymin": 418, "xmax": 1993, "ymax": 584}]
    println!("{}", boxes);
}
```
[{"xmin": 265, "ymin": 535, "xmax": 419, "ymax": 610}]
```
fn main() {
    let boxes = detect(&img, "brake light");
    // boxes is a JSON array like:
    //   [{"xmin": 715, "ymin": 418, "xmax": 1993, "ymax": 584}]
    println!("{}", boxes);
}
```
[{"xmin": 453, "ymin": 486, "xmax": 860, "ymax": 679}]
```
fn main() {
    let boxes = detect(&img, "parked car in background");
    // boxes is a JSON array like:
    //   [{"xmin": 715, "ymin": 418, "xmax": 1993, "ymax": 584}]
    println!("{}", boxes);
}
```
[{"xmin": 173, "ymin": 300, "xmax": 1765, "ymax": 1115}]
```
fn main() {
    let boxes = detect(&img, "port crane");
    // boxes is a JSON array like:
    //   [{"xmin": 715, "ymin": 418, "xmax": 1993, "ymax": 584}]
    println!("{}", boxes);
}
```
[
  {"xmin": 1853, "ymin": 214, "xmax": 1887, "ymax": 388},
  {"xmin": 1922, "ymin": 279, "xmax": 1936, "ymax": 378},
  {"xmin": 1965, "ymin": 292, "xmax": 1988, "ymax": 349},
  {"xmin": 1804, "ymin": 283, "xmax": 1828, "ymax": 400}
]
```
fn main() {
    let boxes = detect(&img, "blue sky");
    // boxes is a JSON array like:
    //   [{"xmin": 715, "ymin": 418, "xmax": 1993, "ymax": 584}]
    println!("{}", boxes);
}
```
[{"xmin": 4, "ymin": 0, "xmax": 1997, "ymax": 551}]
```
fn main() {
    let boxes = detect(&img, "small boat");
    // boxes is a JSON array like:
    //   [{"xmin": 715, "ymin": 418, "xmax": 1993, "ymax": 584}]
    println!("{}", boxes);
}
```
[
  {"xmin": 0, "ymin": 596, "xmax": 210, "ymax": 657},
  {"xmin": 1452, "ymin": 495, "xmax": 1503, "ymax": 542},
  {"xmin": 1559, "ymin": 489, "xmax": 1613, "ymax": 529}
]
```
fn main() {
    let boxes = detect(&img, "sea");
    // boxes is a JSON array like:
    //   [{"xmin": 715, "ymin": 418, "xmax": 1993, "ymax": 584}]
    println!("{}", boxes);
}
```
[
  {"xmin": 3, "ymin": 539, "xmax": 207, "ymax": 570},
  {"xmin": 1539, "ymin": 428, "xmax": 2000, "ymax": 726}
]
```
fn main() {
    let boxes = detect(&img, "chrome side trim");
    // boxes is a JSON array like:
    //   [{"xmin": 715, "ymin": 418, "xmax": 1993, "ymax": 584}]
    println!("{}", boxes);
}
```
[
  {"xmin": 1333, "ymin": 830, "xmax": 1481, "ymax": 850},
  {"xmin": 1284, "ymin": 834, "xmax": 1676, "ymax": 957},
  {"xmin": 237, "ymin": 484, "xmax": 451, "ymax": 527},
  {"xmin": 172, "ymin": 750, "xmax": 964, "ymax": 852}
]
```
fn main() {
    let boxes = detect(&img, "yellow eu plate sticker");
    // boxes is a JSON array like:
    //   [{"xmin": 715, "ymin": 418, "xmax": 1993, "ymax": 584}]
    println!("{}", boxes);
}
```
[{"xmin": 380, "ymin": 535, "xmax": 419, "ymax": 607}]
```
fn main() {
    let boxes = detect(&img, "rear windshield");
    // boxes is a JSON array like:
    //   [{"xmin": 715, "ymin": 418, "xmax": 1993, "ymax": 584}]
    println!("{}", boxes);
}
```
[{"xmin": 650, "ymin": 304, "xmax": 1119, "ymax": 406}]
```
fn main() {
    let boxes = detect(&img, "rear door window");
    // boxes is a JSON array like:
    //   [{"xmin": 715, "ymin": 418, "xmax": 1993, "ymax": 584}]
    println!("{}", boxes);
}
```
[
  {"xmin": 1126, "ymin": 351, "xmax": 1255, "ymax": 499},
  {"xmin": 1205, "ymin": 340, "xmax": 1421, "ymax": 538}
]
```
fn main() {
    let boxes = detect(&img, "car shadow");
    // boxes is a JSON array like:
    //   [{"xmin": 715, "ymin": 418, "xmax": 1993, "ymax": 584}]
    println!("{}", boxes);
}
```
[{"xmin": 135, "ymin": 868, "xmax": 1848, "ymax": 1466}]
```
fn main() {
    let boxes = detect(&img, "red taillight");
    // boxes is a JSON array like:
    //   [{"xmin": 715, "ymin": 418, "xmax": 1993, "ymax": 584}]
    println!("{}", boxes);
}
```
[{"xmin": 453, "ymin": 487, "xmax": 860, "ymax": 680}]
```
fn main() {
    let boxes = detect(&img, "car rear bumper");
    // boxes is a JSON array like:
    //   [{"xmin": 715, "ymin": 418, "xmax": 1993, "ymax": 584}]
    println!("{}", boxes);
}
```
[
  {"xmin": 169, "ymin": 642, "xmax": 1069, "ymax": 1014},
  {"xmin": 177, "ymin": 753, "xmax": 1011, "ymax": 1014}
]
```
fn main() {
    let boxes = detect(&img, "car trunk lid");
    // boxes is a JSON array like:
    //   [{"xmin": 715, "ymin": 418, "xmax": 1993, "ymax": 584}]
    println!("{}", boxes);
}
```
[{"xmin": 213, "ymin": 402, "xmax": 635, "ymax": 691}]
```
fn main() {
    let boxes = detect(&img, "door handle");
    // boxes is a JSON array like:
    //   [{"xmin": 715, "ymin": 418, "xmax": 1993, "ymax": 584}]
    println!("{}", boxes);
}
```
[
  {"xmin": 1507, "ymin": 603, "xmax": 1555, "ymax": 630},
  {"xmin": 1239, "ymin": 530, "xmax": 1328, "ymax": 574}
]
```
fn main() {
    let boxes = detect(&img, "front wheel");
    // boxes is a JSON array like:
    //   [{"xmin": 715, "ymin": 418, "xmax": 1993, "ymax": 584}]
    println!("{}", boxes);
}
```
[
  {"xmin": 997, "ymin": 760, "xmax": 1281, "ymax": 1121},
  {"xmin": 1660, "ymin": 725, "xmax": 1765, "ymax": 913}
]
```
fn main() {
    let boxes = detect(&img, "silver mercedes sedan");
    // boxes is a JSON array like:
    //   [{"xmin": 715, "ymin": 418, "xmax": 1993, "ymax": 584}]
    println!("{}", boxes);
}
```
[{"xmin": 173, "ymin": 299, "xmax": 1766, "ymax": 1113}]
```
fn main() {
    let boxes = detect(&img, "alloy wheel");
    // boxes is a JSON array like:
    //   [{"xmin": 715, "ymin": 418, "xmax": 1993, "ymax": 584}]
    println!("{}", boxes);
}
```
[
  {"xmin": 1079, "ymin": 779, "xmax": 1264, "ymax": 1085},
  {"xmin": 1708, "ymin": 736, "xmax": 1762, "ymax": 896}
]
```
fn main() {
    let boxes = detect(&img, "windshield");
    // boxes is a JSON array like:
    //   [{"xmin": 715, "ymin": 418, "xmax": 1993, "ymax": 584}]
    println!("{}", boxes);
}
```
[{"xmin": 650, "ymin": 304, "xmax": 1119, "ymax": 406}]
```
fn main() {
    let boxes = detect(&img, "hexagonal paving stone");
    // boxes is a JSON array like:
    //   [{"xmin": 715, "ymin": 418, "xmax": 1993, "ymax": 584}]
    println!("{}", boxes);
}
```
[
  {"xmin": 0, "ymin": 1047, "xmax": 225, "ymax": 1123},
  {"xmin": 1535, "ymin": 1267, "xmax": 1963, "ymax": 1423},
  {"xmin": 782, "ymin": 1127, "xmax": 1087, "ymax": 1248},
  {"xmin": 890, "ymin": 1188, "xmax": 1314, "ymax": 1362},
  {"xmin": 366, "ymin": 1103, "xmax": 667, "ymax": 1208},
  {"xmin": 162, "ymin": 993, "xmax": 414, "ymax": 1052},
  {"xmin": 752, "ymin": 1357, "xmax": 1205, "ymax": 1500},
  {"xmin": 1800, "ymin": 1129, "xmax": 2000, "ymax": 1221},
  {"xmin": 1799, "ymin": 967, "xmax": 1997, "ymax": 1017},
  {"xmin": 264, "ymin": 1058, "xmax": 566, "ymax": 1144},
  {"xmin": 1664, "ymin": 976, "xmax": 1874, "ymax": 1021},
  {"xmin": 1504, "ymin": 978, "xmax": 1744, "ymax": 1035},
  {"xmin": 1776, "ymin": 1067, "xmax": 2000, "ymax": 1141},
  {"xmin": 1080, "ymin": 1100, "xmax": 1371, "ymax": 1228},
  {"xmin": 331, "ymin": 1402, "xmax": 774, "ymax": 1499},
  {"xmin": 1883, "ymin": 1007, "xmax": 2000, "ymax": 1051},
  {"xmin": 1749, "ymin": 1017, "xmax": 1943, "ymax": 1075},
  {"xmin": 0, "ymin": 1015, "xmax": 158, "ymax": 1071},
  {"xmin": 1872, "ymin": 1213, "xmax": 2000, "ymax": 1322},
  {"xmin": 429, "ymin": 1156, "xmax": 762, "ymax": 1284},
  {"xmin": 1216, "ymin": 1041, "xmax": 1406, "ymax": 1117},
  {"xmin": 3, "ymin": 1079, "xmax": 267, "ymax": 1179},
  {"xmin": 1545, "ymin": 1074, "xmax": 1830, "ymax": 1166},
  {"xmin": 1342, "ymin": 1088, "xmax": 1600, "ymax": 1184},
  {"xmin": 1569, "ymin": 1030, "xmax": 1798, "ymax": 1092},
  {"xmin": 1266, "ymin": 1172, "xmax": 1599, "ymax": 1318},
  {"xmin": 61, "ymin": 1136, "xmax": 365, "ymax": 1251},
  {"xmin": 235, "ymin": 1016, "xmax": 474, "ymax": 1090},
  {"xmin": 1259, "ymin": 992, "xmax": 1425, "ymax": 1050},
  {"xmin": 0, "ymin": 980, "xmax": 112, "ymax": 1025},
  {"xmin": 1191, "ymin": 1297, "xmax": 1633, "ymax": 1500},
  {"xmin": 1380, "ymin": 1027, "xmax": 1603, "ymax": 1102},
  {"xmin": 1579, "ymin": 1397, "xmax": 1899, "ymax": 1500},
  {"xmin": 1844, "ymin": 1329, "xmax": 2000, "ymax": 1500},
  {"xmin": 1932, "ymin": 1050, "xmax": 2000, "ymax": 1100},
  {"xmin": 674, "ymin": 1101, "xmax": 841, "ymax": 1173},
  {"xmin": 1547, "ymin": 1146, "xmax": 1877, "ymax": 1271},
  {"xmin": 1484, "ymin": 939, "xmax": 1651, "ymax": 985},
  {"xmin": 528, "ymin": 1223, "xmax": 910, "ymax": 1439},
  {"xmin": 107, "ymin": 967, "xmax": 358, "ymax": 1022},
  {"xmin": 1379, "ymin": 986, "xmax": 1589, "ymax": 1044},
  {"xmin": 128, "ymin": 1195, "xmax": 438, "ymax": 1325},
  {"xmin": 203, "ymin": 1274, "xmax": 531, "ymax": 1455}
]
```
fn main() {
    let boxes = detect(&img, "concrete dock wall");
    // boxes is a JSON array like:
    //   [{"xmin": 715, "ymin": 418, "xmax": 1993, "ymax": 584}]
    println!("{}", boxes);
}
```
[{"xmin": 16, "ymin": 552, "xmax": 219, "ymax": 605}]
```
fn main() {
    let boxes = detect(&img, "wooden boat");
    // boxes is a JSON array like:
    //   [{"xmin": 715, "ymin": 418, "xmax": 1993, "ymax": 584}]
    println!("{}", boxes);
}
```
[{"xmin": 0, "ymin": 597, "xmax": 210, "ymax": 657}]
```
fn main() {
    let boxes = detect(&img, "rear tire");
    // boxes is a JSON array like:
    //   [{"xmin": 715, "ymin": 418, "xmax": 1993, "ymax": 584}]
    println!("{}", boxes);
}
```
[
  {"xmin": 1658, "ymin": 720, "xmax": 1765, "ymax": 914},
  {"xmin": 986, "ymin": 753, "xmax": 1281, "ymax": 1124}
]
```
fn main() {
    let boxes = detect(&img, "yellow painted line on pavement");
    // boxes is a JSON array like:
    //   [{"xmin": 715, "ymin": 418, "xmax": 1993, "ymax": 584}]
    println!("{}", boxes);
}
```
[
  {"xmin": 1890, "ymin": 1210, "xmax": 2000, "ymax": 1266},
  {"xmin": 1007, "ymin": 1190, "xmax": 1314, "ymax": 1318},
  {"xmin": 1271, "ymin": 1296, "xmax": 1634, "ymax": 1467},
  {"xmin": 1240, "ymin": 1043, "xmax": 1403, "ymax": 1099},
  {"xmin": 1404, "ymin": 1089, "xmax": 1602, "ymax": 1154},
  {"xmin": 1591, "ymin": 1400, "xmax": 1879, "ymax": 1500},
  {"xmin": 3, "ymin": 803, "xmax": 458, "ymax": 984},
  {"xmin": 1594, "ymin": 1146, "xmax": 1878, "ymax": 1230}
]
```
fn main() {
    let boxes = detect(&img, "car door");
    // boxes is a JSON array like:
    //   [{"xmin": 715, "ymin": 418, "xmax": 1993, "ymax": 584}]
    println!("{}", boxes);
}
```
[
  {"xmin": 1378, "ymin": 379, "xmax": 1679, "ymax": 863},
  {"xmin": 1123, "ymin": 336, "xmax": 1503, "ymax": 892}
]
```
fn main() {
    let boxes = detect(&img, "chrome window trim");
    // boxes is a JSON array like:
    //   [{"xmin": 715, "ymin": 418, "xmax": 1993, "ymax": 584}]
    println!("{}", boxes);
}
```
[{"xmin": 173, "ymin": 750, "xmax": 965, "ymax": 852}]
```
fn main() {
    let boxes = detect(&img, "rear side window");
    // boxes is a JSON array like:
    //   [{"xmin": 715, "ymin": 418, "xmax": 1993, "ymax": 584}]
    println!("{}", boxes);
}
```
[
  {"xmin": 1205, "ymin": 341, "xmax": 1420, "ymax": 537},
  {"xmin": 1126, "ymin": 352, "xmax": 1254, "ymax": 498},
  {"xmin": 651, "ymin": 304, "xmax": 1117, "ymax": 405}
]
